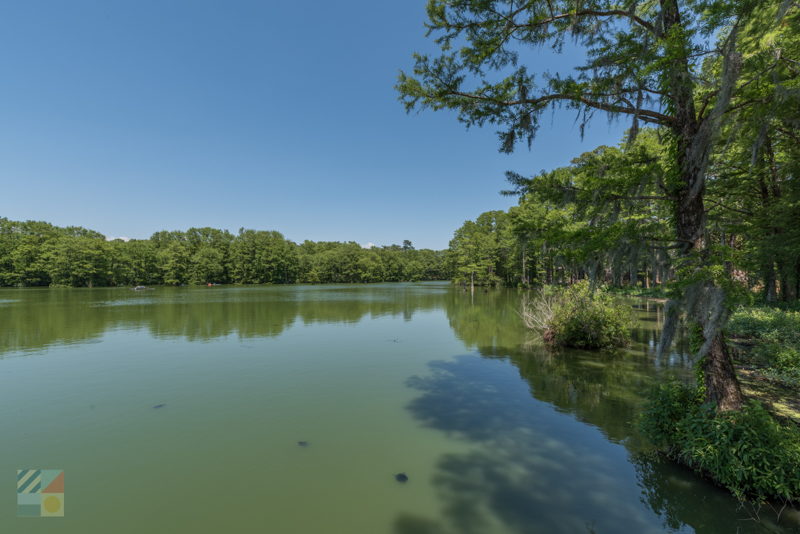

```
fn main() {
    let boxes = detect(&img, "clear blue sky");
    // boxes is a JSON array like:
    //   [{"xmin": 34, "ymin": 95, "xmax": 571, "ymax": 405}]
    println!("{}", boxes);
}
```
[{"xmin": 0, "ymin": 0, "xmax": 628, "ymax": 250}]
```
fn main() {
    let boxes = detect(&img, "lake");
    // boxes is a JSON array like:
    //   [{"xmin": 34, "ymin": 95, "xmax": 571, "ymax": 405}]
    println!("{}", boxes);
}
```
[{"xmin": 1, "ymin": 283, "xmax": 798, "ymax": 533}]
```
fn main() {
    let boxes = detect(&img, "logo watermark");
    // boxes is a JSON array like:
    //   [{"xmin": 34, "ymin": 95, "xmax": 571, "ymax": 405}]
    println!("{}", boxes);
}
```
[{"xmin": 17, "ymin": 469, "xmax": 64, "ymax": 517}]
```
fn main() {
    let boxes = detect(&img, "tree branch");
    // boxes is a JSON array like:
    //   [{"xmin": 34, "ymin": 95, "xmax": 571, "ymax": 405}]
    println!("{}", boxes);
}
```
[
  {"xmin": 449, "ymin": 90, "xmax": 673, "ymax": 125},
  {"xmin": 511, "ymin": 9, "xmax": 659, "ymax": 36},
  {"xmin": 704, "ymin": 198, "xmax": 754, "ymax": 216}
]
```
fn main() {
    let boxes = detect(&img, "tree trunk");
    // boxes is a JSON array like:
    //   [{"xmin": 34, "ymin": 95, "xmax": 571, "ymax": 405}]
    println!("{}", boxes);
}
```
[
  {"xmin": 660, "ymin": 0, "xmax": 744, "ymax": 411},
  {"xmin": 779, "ymin": 268, "xmax": 789, "ymax": 302},
  {"xmin": 702, "ymin": 333, "xmax": 744, "ymax": 411},
  {"xmin": 757, "ymin": 147, "xmax": 781, "ymax": 303},
  {"xmin": 763, "ymin": 261, "xmax": 777, "ymax": 302},
  {"xmin": 521, "ymin": 243, "xmax": 528, "ymax": 286},
  {"xmin": 795, "ymin": 259, "xmax": 800, "ymax": 302},
  {"xmin": 672, "ymin": 170, "xmax": 743, "ymax": 410},
  {"xmin": 776, "ymin": 260, "xmax": 789, "ymax": 302}
]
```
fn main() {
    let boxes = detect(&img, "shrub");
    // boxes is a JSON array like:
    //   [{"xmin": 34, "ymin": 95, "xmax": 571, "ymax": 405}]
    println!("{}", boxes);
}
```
[
  {"xmin": 641, "ymin": 381, "xmax": 800, "ymax": 503},
  {"xmin": 523, "ymin": 281, "xmax": 633, "ymax": 349},
  {"xmin": 519, "ymin": 288, "xmax": 559, "ymax": 331},
  {"xmin": 639, "ymin": 380, "xmax": 701, "ymax": 451}
]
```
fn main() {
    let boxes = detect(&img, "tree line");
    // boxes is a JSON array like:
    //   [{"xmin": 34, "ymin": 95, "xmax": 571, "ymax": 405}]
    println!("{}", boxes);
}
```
[
  {"xmin": 448, "ymin": 125, "xmax": 800, "ymax": 304},
  {"xmin": 0, "ymin": 219, "xmax": 451, "ymax": 287}
]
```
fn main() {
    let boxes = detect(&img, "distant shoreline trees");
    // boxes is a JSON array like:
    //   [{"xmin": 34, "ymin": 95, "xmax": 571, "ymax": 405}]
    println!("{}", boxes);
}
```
[
  {"xmin": 0, "ymin": 219, "xmax": 451, "ymax": 287},
  {"xmin": 447, "ymin": 125, "xmax": 800, "ymax": 306}
]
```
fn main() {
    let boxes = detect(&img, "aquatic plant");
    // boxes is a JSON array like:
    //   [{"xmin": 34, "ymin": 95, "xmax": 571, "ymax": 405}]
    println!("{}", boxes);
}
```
[{"xmin": 521, "ymin": 282, "xmax": 633, "ymax": 349}]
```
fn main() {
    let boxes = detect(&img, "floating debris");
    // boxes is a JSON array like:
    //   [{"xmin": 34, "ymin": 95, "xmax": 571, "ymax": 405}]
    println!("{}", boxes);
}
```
[
  {"xmin": 297, "ymin": 441, "xmax": 309, "ymax": 447},
  {"xmin": 394, "ymin": 473, "xmax": 408, "ymax": 483},
  {"xmin": 152, "ymin": 404, "xmax": 166, "ymax": 409}
]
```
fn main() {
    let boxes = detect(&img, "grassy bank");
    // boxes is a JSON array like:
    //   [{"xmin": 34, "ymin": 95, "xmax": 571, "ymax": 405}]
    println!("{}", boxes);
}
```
[
  {"xmin": 639, "ymin": 301, "xmax": 800, "ymax": 505},
  {"xmin": 728, "ymin": 306, "xmax": 800, "ymax": 387},
  {"xmin": 641, "ymin": 382, "xmax": 800, "ymax": 504},
  {"xmin": 727, "ymin": 305, "xmax": 800, "ymax": 424}
]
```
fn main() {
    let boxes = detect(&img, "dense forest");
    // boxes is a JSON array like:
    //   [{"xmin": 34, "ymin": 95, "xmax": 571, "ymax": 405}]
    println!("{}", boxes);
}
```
[
  {"xmin": 448, "ymin": 125, "xmax": 800, "ymax": 304},
  {"xmin": 0, "ymin": 219, "xmax": 451, "ymax": 287}
]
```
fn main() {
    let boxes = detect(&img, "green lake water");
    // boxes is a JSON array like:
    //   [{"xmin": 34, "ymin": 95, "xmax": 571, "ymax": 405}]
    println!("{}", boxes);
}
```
[{"xmin": 1, "ymin": 283, "xmax": 798, "ymax": 533}]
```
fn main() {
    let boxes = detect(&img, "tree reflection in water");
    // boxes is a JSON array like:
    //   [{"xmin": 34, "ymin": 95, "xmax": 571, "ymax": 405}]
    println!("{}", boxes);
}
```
[
  {"xmin": 394, "ymin": 291, "xmax": 798, "ymax": 533},
  {"xmin": 1, "ymin": 285, "xmax": 797, "ymax": 532}
]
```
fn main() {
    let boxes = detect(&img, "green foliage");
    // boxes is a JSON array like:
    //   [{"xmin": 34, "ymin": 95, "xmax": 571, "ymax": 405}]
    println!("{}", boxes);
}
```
[
  {"xmin": 42, "ymin": 236, "xmax": 108, "ymax": 287},
  {"xmin": 0, "ymin": 219, "xmax": 451, "ymax": 287},
  {"xmin": 448, "ymin": 211, "xmax": 515, "ymax": 287},
  {"xmin": 641, "ymin": 381, "xmax": 800, "ymax": 503},
  {"xmin": 640, "ymin": 381, "xmax": 703, "ymax": 450},
  {"xmin": 156, "ymin": 241, "xmax": 191, "ymax": 286},
  {"xmin": 546, "ymin": 282, "xmax": 634, "ymax": 349},
  {"xmin": 728, "ymin": 307, "xmax": 800, "ymax": 384},
  {"xmin": 728, "ymin": 307, "xmax": 800, "ymax": 343},
  {"xmin": 448, "ymin": 130, "xmax": 678, "ymax": 290},
  {"xmin": 189, "ymin": 246, "xmax": 226, "ymax": 285},
  {"xmin": 229, "ymin": 229, "xmax": 297, "ymax": 284}
]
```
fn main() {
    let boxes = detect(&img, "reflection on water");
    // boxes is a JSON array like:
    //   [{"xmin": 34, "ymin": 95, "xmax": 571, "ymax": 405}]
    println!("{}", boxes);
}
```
[
  {"xmin": 402, "ymin": 355, "xmax": 795, "ymax": 533},
  {"xmin": 437, "ymin": 291, "xmax": 797, "ymax": 533},
  {"xmin": 402, "ymin": 356, "xmax": 665, "ymax": 533},
  {"xmin": 0, "ymin": 284, "xmax": 447, "ymax": 355},
  {"xmin": 0, "ymin": 284, "xmax": 797, "ymax": 533},
  {"xmin": 443, "ymin": 292, "xmax": 695, "ymax": 445}
]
